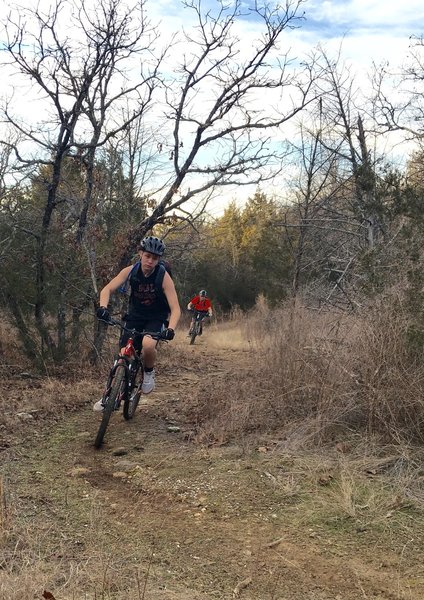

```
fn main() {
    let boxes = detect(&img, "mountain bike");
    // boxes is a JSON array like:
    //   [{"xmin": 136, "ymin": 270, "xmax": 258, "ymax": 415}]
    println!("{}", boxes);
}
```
[
  {"xmin": 94, "ymin": 318, "xmax": 164, "ymax": 448},
  {"xmin": 188, "ymin": 310, "xmax": 209, "ymax": 345}
]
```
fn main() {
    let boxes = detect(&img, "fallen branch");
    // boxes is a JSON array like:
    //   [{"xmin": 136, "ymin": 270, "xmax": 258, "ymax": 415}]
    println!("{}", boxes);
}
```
[
  {"xmin": 265, "ymin": 536, "xmax": 284, "ymax": 548},
  {"xmin": 233, "ymin": 576, "xmax": 252, "ymax": 597}
]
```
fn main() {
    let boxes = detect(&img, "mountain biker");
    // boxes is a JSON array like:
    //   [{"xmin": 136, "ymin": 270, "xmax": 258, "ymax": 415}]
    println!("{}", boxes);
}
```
[
  {"xmin": 187, "ymin": 290, "xmax": 213, "ymax": 336},
  {"xmin": 93, "ymin": 236, "xmax": 181, "ymax": 411}
]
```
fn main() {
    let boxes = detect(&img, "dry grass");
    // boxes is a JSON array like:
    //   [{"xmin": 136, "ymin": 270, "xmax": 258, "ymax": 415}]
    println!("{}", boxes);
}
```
[
  {"xmin": 3, "ymin": 294, "xmax": 424, "ymax": 449},
  {"xmin": 2, "ymin": 307, "xmax": 424, "ymax": 599},
  {"xmin": 0, "ymin": 492, "xmax": 159, "ymax": 600},
  {"xmin": 186, "ymin": 295, "xmax": 424, "ymax": 450}
]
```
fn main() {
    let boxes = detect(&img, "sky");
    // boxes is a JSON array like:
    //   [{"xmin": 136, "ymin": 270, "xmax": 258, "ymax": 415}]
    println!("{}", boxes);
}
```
[
  {"xmin": 1, "ymin": 0, "xmax": 422, "ymax": 99},
  {"xmin": 295, "ymin": 0, "xmax": 424, "ymax": 68},
  {"xmin": 301, "ymin": 0, "xmax": 424, "ymax": 38},
  {"xmin": 145, "ymin": 0, "xmax": 424, "ymax": 71},
  {"xmin": 191, "ymin": 0, "xmax": 424, "ymax": 214},
  {"xmin": 1, "ymin": 0, "xmax": 424, "ymax": 215}
]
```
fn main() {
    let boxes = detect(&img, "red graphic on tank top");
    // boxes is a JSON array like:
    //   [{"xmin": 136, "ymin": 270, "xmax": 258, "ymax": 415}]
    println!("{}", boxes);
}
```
[{"xmin": 133, "ymin": 283, "xmax": 156, "ymax": 306}]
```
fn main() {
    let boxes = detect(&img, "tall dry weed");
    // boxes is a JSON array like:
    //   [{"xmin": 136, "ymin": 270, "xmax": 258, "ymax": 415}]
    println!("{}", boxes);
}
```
[
  {"xmin": 354, "ymin": 297, "xmax": 424, "ymax": 441},
  {"xmin": 248, "ymin": 301, "xmax": 362, "ymax": 441},
  {"xmin": 189, "ymin": 295, "xmax": 424, "ymax": 446}
]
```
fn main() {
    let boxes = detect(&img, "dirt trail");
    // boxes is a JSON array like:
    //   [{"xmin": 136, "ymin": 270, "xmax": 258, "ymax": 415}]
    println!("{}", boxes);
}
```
[{"xmin": 1, "ymin": 323, "xmax": 424, "ymax": 599}]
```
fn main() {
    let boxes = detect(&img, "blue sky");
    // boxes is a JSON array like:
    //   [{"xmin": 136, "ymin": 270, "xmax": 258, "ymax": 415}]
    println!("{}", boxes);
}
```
[
  {"xmin": 145, "ymin": 0, "xmax": 424, "ymax": 211},
  {"xmin": 298, "ymin": 0, "xmax": 424, "ymax": 58},
  {"xmin": 141, "ymin": 0, "xmax": 424, "ymax": 81},
  {"xmin": 2, "ymin": 0, "xmax": 423, "ymax": 71},
  {"xmin": 302, "ymin": 0, "xmax": 424, "ymax": 34}
]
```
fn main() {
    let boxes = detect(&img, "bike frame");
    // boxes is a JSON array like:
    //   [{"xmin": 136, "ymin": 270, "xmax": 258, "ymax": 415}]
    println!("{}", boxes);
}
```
[
  {"xmin": 189, "ymin": 310, "xmax": 209, "ymax": 344},
  {"xmin": 191, "ymin": 310, "xmax": 208, "ymax": 322},
  {"xmin": 103, "ymin": 337, "xmax": 139, "ymax": 411},
  {"xmin": 94, "ymin": 319, "xmax": 164, "ymax": 448}
]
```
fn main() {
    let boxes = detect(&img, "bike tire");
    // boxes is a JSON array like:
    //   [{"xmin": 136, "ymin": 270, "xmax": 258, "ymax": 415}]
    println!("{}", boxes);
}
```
[
  {"xmin": 123, "ymin": 362, "xmax": 143, "ymax": 420},
  {"xmin": 190, "ymin": 320, "xmax": 202, "ymax": 345},
  {"xmin": 94, "ymin": 366, "xmax": 125, "ymax": 448}
]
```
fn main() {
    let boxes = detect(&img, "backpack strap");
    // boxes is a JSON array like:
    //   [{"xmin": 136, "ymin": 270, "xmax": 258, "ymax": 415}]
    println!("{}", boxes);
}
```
[
  {"xmin": 118, "ymin": 261, "xmax": 140, "ymax": 294},
  {"xmin": 154, "ymin": 261, "xmax": 167, "ymax": 294},
  {"xmin": 154, "ymin": 261, "xmax": 172, "ymax": 312}
]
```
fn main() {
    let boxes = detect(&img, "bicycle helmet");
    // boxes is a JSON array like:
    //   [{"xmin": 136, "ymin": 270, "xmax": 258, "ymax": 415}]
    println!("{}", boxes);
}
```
[
  {"xmin": 139, "ymin": 236, "xmax": 165, "ymax": 256},
  {"xmin": 199, "ymin": 290, "xmax": 207, "ymax": 297}
]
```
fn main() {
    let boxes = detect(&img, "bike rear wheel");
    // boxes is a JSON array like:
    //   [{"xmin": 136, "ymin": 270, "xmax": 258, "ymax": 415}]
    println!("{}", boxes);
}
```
[
  {"xmin": 94, "ymin": 366, "xmax": 125, "ymax": 448},
  {"xmin": 123, "ymin": 361, "xmax": 143, "ymax": 420}
]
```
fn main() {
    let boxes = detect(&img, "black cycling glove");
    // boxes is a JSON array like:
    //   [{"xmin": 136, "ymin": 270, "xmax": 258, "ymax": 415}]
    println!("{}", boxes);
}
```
[
  {"xmin": 162, "ymin": 328, "xmax": 175, "ymax": 341},
  {"xmin": 96, "ymin": 306, "xmax": 110, "ymax": 322}
]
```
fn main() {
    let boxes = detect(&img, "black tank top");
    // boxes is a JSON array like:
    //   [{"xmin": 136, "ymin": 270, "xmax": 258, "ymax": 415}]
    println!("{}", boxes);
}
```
[{"xmin": 128, "ymin": 263, "xmax": 169, "ymax": 320}]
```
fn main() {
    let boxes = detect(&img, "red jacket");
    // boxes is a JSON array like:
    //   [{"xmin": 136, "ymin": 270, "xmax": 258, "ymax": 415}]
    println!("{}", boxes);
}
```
[{"xmin": 189, "ymin": 295, "xmax": 212, "ymax": 312}]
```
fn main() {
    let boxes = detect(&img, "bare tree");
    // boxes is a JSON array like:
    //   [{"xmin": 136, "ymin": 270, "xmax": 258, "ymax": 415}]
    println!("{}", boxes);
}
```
[
  {"xmin": 280, "ymin": 113, "xmax": 362, "ymax": 311},
  {"xmin": 286, "ymin": 118, "xmax": 341, "ymax": 298},
  {"xmin": 118, "ymin": 0, "xmax": 318, "ymax": 261},
  {"xmin": 278, "ymin": 44, "xmax": 389, "ymax": 311},
  {"xmin": 373, "ymin": 36, "xmax": 424, "ymax": 142},
  {"xmin": 313, "ymin": 46, "xmax": 382, "ymax": 249},
  {"xmin": 0, "ymin": 0, "xmax": 162, "ymax": 363},
  {"xmin": 1, "ymin": 0, "xmax": 319, "ymax": 365}
]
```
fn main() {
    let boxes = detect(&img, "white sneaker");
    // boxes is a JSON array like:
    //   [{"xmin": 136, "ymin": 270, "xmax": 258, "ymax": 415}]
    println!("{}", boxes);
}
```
[
  {"xmin": 93, "ymin": 399, "xmax": 105, "ymax": 412},
  {"xmin": 142, "ymin": 370, "xmax": 155, "ymax": 394}
]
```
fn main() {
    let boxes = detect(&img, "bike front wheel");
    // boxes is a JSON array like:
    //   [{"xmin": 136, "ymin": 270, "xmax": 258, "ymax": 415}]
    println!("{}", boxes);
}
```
[
  {"xmin": 94, "ymin": 366, "xmax": 126, "ymax": 448},
  {"xmin": 190, "ymin": 321, "xmax": 201, "ymax": 345},
  {"xmin": 123, "ymin": 362, "xmax": 143, "ymax": 420}
]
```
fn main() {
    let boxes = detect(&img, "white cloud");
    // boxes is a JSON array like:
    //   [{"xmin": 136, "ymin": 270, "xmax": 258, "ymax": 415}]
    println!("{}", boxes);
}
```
[{"xmin": 305, "ymin": 0, "xmax": 424, "ymax": 29}]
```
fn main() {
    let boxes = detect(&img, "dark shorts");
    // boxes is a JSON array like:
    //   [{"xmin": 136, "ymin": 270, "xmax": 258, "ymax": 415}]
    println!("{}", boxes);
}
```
[{"xmin": 119, "ymin": 318, "xmax": 165, "ymax": 352}]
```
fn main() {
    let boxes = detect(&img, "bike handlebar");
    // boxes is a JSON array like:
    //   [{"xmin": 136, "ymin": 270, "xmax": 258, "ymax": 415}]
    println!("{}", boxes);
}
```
[{"xmin": 101, "ymin": 317, "xmax": 166, "ymax": 340}]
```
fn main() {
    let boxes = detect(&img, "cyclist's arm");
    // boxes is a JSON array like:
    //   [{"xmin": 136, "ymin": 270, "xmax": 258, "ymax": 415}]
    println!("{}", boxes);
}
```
[
  {"xmin": 162, "ymin": 271, "xmax": 181, "ymax": 331},
  {"xmin": 99, "ymin": 266, "xmax": 132, "ymax": 308},
  {"xmin": 187, "ymin": 295, "xmax": 198, "ymax": 310}
]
